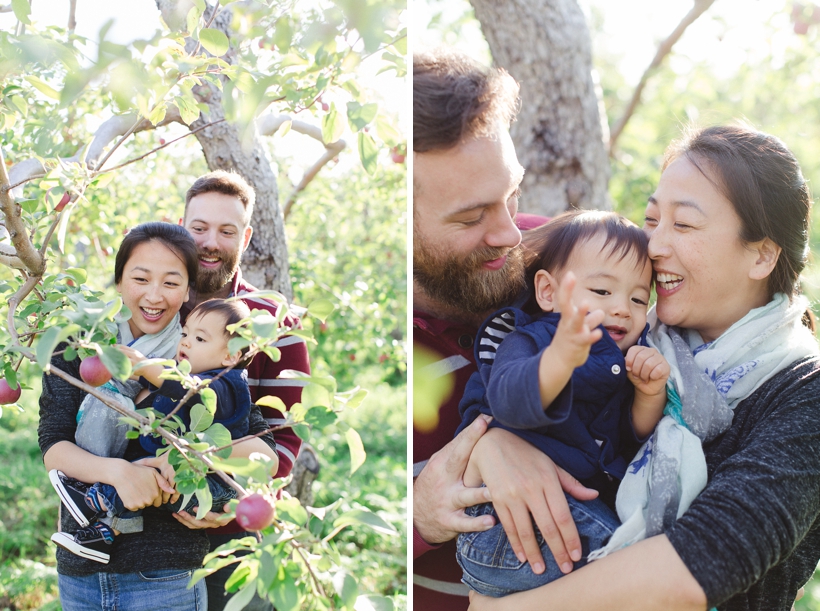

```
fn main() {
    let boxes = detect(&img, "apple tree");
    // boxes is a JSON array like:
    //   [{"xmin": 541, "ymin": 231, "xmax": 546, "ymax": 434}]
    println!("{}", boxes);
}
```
[{"xmin": 0, "ymin": 0, "xmax": 405, "ymax": 608}]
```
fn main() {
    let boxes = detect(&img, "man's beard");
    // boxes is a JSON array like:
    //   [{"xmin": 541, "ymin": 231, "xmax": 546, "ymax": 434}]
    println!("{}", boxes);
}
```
[
  {"xmin": 196, "ymin": 247, "xmax": 241, "ymax": 296},
  {"xmin": 413, "ymin": 235, "xmax": 526, "ymax": 316}
]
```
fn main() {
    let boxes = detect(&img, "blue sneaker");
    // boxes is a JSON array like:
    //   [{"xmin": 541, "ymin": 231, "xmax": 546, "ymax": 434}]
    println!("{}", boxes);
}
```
[
  {"xmin": 51, "ymin": 522, "xmax": 114, "ymax": 564},
  {"xmin": 48, "ymin": 470, "xmax": 103, "ymax": 527}
]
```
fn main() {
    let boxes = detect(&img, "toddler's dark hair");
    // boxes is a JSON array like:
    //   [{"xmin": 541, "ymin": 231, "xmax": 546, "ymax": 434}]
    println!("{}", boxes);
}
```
[
  {"xmin": 188, "ymin": 299, "xmax": 253, "ymax": 368},
  {"xmin": 520, "ymin": 210, "xmax": 649, "ymax": 314}
]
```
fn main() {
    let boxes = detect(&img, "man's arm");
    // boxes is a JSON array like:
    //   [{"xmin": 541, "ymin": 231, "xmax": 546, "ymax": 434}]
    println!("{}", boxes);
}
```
[
  {"xmin": 413, "ymin": 414, "xmax": 495, "ymax": 557},
  {"xmin": 467, "ymin": 428, "xmax": 598, "ymax": 576}
]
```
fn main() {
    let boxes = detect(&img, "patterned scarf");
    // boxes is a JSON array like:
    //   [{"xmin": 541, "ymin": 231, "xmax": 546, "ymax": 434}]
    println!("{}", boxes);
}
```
[
  {"xmin": 74, "ymin": 314, "xmax": 182, "ymax": 458},
  {"xmin": 589, "ymin": 293, "xmax": 819, "ymax": 560}
]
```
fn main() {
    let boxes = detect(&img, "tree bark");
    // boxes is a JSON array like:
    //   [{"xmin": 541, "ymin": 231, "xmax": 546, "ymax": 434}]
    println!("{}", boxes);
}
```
[
  {"xmin": 156, "ymin": 0, "xmax": 293, "ymax": 299},
  {"xmin": 470, "ymin": 0, "xmax": 610, "ymax": 216}
]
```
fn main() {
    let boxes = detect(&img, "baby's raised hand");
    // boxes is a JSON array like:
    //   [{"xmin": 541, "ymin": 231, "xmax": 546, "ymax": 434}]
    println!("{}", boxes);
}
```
[
  {"xmin": 116, "ymin": 344, "xmax": 147, "ymax": 369},
  {"xmin": 625, "ymin": 345, "xmax": 669, "ymax": 397},
  {"xmin": 552, "ymin": 272, "xmax": 605, "ymax": 370}
]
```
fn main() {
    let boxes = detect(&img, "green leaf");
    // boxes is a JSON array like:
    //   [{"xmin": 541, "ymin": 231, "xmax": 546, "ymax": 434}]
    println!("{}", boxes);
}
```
[
  {"xmin": 332, "ymin": 508, "xmax": 397, "ymax": 536},
  {"xmin": 224, "ymin": 563, "xmax": 251, "ymax": 593},
  {"xmin": 332, "ymin": 572, "xmax": 358, "ymax": 610},
  {"xmin": 200, "ymin": 387, "xmax": 217, "ymax": 414},
  {"xmin": 3, "ymin": 363, "xmax": 17, "ymax": 392},
  {"xmin": 175, "ymin": 95, "xmax": 201, "ymax": 125},
  {"xmin": 147, "ymin": 102, "xmax": 167, "ymax": 126},
  {"xmin": 100, "ymin": 345, "xmax": 132, "ymax": 381},
  {"xmin": 194, "ymin": 485, "xmax": 213, "ymax": 518},
  {"xmin": 255, "ymin": 395, "xmax": 286, "ymax": 412},
  {"xmin": 202, "ymin": 422, "xmax": 231, "ymax": 456},
  {"xmin": 199, "ymin": 28, "xmax": 230, "ymax": 57},
  {"xmin": 304, "ymin": 405, "xmax": 337, "ymax": 429},
  {"xmin": 269, "ymin": 570, "xmax": 299, "ymax": 611},
  {"xmin": 302, "ymin": 382, "xmax": 331, "ymax": 412},
  {"xmin": 273, "ymin": 18, "xmax": 292, "ymax": 52},
  {"xmin": 306, "ymin": 299, "xmax": 335, "ymax": 322},
  {"xmin": 276, "ymin": 497, "xmax": 307, "ymax": 526},
  {"xmin": 209, "ymin": 457, "xmax": 270, "ymax": 482},
  {"xmin": 24, "ymin": 76, "xmax": 59, "ymax": 100},
  {"xmin": 358, "ymin": 131, "xmax": 379, "ymax": 175},
  {"xmin": 65, "ymin": 268, "xmax": 88, "ymax": 285},
  {"xmin": 293, "ymin": 423, "xmax": 310, "ymax": 441},
  {"xmin": 189, "ymin": 403, "xmax": 214, "ymax": 432},
  {"xmin": 345, "ymin": 427, "xmax": 366, "ymax": 475},
  {"xmin": 321, "ymin": 103, "xmax": 345, "ymax": 144},
  {"xmin": 36, "ymin": 324, "xmax": 80, "ymax": 368},
  {"xmin": 186, "ymin": 5, "xmax": 202, "ymax": 35},
  {"xmin": 11, "ymin": 0, "xmax": 31, "ymax": 25},
  {"xmin": 228, "ymin": 336, "xmax": 251, "ymax": 355},
  {"xmin": 346, "ymin": 101, "xmax": 378, "ymax": 131},
  {"xmin": 224, "ymin": 583, "xmax": 256, "ymax": 611}
]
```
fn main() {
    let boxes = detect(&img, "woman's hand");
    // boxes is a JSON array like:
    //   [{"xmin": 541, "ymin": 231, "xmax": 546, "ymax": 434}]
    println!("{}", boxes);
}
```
[
  {"xmin": 134, "ymin": 453, "xmax": 180, "ymax": 505},
  {"xmin": 112, "ymin": 460, "xmax": 176, "ymax": 510},
  {"xmin": 173, "ymin": 504, "xmax": 233, "ymax": 529},
  {"xmin": 469, "ymin": 428, "xmax": 598, "ymax": 576},
  {"xmin": 413, "ymin": 414, "xmax": 495, "ymax": 545}
]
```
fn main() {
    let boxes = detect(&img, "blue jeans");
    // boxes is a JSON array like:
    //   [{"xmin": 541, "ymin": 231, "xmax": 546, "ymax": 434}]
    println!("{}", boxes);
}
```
[
  {"xmin": 456, "ymin": 495, "xmax": 620, "ymax": 597},
  {"xmin": 91, "ymin": 476, "xmax": 238, "ymax": 534},
  {"xmin": 57, "ymin": 569, "xmax": 207, "ymax": 611}
]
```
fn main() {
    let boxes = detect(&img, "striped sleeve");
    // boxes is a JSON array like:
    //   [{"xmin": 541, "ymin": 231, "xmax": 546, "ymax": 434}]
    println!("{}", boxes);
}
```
[{"xmin": 244, "ymin": 305, "xmax": 310, "ymax": 479}]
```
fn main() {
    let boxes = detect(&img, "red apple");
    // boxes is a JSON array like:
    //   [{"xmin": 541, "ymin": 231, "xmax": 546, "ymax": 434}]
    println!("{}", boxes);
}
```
[
  {"xmin": 321, "ymin": 102, "xmax": 329, "ymax": 111},
  {"xmin": 379, "ymin": 354, "xmax": 388, "ymax": 363},
  {"xmin": 348, "ymin": 353, "xmax": 356, "ymax": 361},
  {"xmin": 391, "ymin": 151, "xmax": 405, "ymax": 164},
  {"xmin": 159, "ymin": 138, "xmax": 166, "ymax": 145},
  {"xmin": 55, "ymin": 192, "xmax": 70, "ymax": 212},
  {"xmin": 258, "ymin": 39, "xmax": 265, "ymax": 48},
  {"xmin": 0, "ymin": 379, "xmax": 21, "ymax": 404},
  {"xmin": 319, "ymin": 322, "xmax": 328, "ymax": 332},
  {"xmin": 80, "ymin": 355, "xmax": 112, "ymax": 387},
  {"xmin": 794, "ymin": 19, "xmax": 810, "ymax": 34},
  {"xmin": 235, "ymin": 494, "xmax": 275, "ymax": 530}
]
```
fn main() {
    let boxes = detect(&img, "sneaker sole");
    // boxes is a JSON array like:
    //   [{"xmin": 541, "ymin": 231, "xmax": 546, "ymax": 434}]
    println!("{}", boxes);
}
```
[
  {"xmin": 51, "ymin": 532, "xmax": 110, "ymax": 564},
  {"xmin": 49, "ymin": 470, "xmax": 91, "ymax": 527}
]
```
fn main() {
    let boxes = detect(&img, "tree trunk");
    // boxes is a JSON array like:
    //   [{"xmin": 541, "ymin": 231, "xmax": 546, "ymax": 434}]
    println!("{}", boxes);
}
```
[
  {"xmin": 156, "ymin": 0, "xmax": 292, "ymax": 298},
  {"xmin": 470, "ymin": 0, "xmax": 610, "ymax": 216}
]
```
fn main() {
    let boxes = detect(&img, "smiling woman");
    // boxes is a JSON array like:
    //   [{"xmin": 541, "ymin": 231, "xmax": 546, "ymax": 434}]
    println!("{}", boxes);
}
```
[{"xmin": 114, "ymin": 226, "xmax": 198, "ymax": 339}]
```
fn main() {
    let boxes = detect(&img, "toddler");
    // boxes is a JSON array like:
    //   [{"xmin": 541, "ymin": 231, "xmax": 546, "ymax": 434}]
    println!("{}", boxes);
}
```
[
  {"xmin": 456, "ymin": 210, "xmax": 669, "ymax": 596},
  {"xmin": 49, "ymin": 299, "xmax": 254, "ymax": 564}
]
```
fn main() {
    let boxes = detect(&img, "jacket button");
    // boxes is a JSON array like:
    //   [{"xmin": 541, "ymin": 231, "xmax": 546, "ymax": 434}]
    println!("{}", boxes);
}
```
[
  {"xmin": 458, "ymin": 334, "xmax": 474, "ymax": 349},
  {"xmin": 611, "ymin": 364, "xmax": 621, "ymax": 375}
]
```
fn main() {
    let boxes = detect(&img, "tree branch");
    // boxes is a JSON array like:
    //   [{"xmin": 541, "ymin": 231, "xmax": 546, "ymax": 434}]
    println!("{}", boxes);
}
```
[
  {"xmin": 256, "ymin": 114, "xmax": 346, "ymax": 219},
  {"xmin": 68, "ymin": 0, "xmax": 77, "ymax": 33},
  {"xmin": 608, "ymin": 0, "xmax": 717, "ymax": 155},
  {"xmin": 7, "ymin": 274, "xmax": 40, "ymax": 344},
  {"xmin": 0, "ymin": 148, "xmax": 44, "ymax": 275}
]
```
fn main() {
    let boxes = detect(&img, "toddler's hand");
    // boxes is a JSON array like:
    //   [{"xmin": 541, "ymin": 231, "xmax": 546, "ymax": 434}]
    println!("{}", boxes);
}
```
[
  {"xmin": 552, "ymin": 272, "xmax": 605, "ymax": 370},
  {"xmin": 625, "ymin": 345, "xmax": 669, "ymax": 397}
]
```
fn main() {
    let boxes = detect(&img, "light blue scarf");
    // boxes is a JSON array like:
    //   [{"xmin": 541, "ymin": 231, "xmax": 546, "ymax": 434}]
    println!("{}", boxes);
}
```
[
  {"xmin": 589, "ymin": 293, "xmax": 819, "ymax": 560},
  {"xmin": 74, "ymin": 314, "xmax": 182, "ymax": 458}
]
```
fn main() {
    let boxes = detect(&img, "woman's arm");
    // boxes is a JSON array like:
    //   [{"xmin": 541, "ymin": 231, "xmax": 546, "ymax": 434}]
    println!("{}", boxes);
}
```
[{"xmin": 468, "ymin": 535, "xmax": 706, "ymax": 611}]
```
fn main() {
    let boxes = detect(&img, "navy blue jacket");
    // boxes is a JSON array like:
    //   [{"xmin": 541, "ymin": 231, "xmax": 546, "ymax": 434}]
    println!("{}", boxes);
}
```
[
  {"xmin": 140, "ymin": 368, "xmax": 252, "ymax": 455},
  {"xmin": 457, "ymin": 308, "xmax": 648, "ymax": 497}
]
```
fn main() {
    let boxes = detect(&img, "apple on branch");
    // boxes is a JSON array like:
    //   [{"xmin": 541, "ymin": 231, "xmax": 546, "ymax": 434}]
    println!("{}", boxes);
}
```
[
  {"xmin": 235, "ymin": 493, "xmax": 276, "ymax": 531},
  {"xmin": 0, "ymin": 379, "xmax": 21, "ymax": 404},
  {"xmin": 80, "ymin": 355, "xmax": 112, "ymax": 387}
]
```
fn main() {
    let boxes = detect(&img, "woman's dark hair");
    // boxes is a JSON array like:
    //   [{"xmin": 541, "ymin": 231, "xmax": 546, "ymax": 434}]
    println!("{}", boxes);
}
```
[
  {"xmin": 664, "ymin": 124, "xmax": 812, "ymax": 301},
  {"xmin": 114, "ymin": 222, "xmax": 199, "ymax": 288},
  {"xmin": 188, "ymin": 298, "xmax": 253, "ymax": 368},
  {"xmin": 520, "ymin": 210, "xmax": 649, "ymax": 314}
]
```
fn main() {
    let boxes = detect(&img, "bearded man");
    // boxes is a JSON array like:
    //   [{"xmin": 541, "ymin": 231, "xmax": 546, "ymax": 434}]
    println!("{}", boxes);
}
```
[
  {"xmin": 177, "ymin": 170, "xmax": 310, "ymax": 611},
  {"xmin": 412, "ymin": 49, "xmax": 597, "ymax": 610}
]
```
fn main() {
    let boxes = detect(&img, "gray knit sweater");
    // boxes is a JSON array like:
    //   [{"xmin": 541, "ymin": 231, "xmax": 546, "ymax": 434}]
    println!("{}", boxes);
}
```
[
  {"xmin": 38, "ymin": 349, "xmax": 278, "ymax": 576},
  {"xmin": 667, "ymin": 356, "xmax": 820, "ymax": 610}
]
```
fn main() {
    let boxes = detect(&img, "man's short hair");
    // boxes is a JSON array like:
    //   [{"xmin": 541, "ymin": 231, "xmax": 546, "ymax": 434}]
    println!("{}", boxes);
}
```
[
  {"xmin": 185, "ymin": 170, "xmax": 255, "ymax": 227},
  {"xmin": 413, "ymin": 48, "xmax": 520, "ymax": 153}
]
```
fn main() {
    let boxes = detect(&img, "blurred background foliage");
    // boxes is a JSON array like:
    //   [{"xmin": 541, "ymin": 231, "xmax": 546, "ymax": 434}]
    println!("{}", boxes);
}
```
[{"xmin": 415, "ymin": 0, "xmax": 820, "ymax": 606}]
